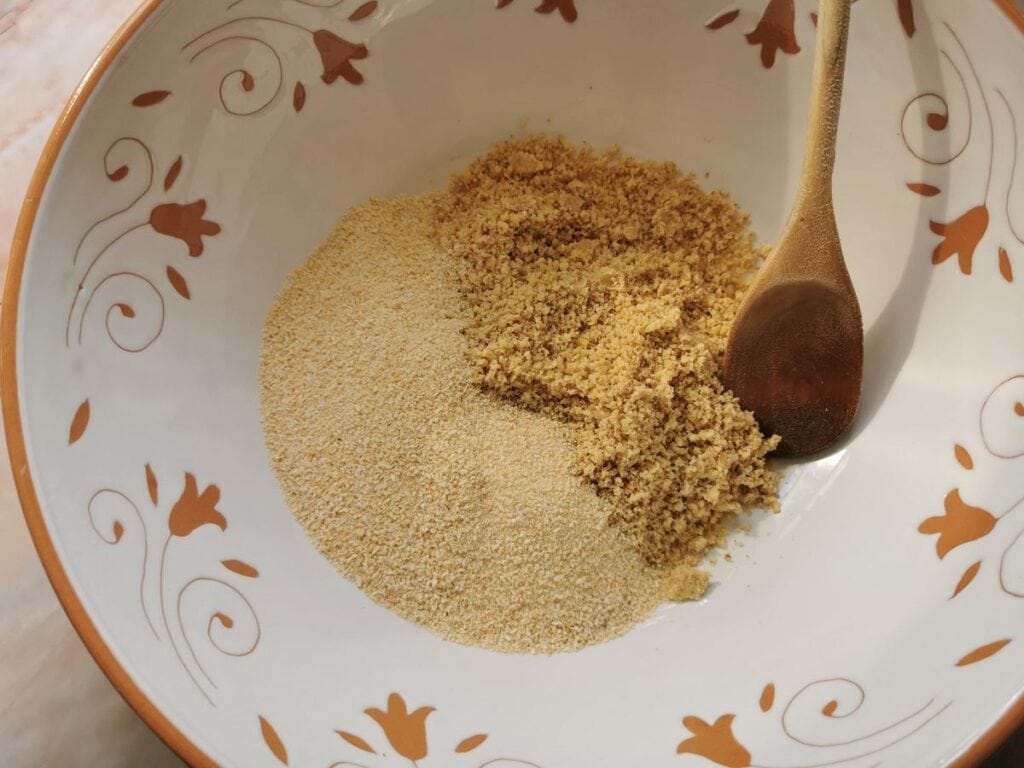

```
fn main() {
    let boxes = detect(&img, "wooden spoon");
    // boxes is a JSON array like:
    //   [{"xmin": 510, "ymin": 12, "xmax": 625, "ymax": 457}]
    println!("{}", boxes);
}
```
[{"xmin": 722, "ymin": 0, "xmax": 862, "ymax": 457}]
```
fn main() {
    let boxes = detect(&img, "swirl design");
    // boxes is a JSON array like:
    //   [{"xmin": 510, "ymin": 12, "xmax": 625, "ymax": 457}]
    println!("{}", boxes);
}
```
[
  {"xmin": 995, "ymin": 89, "xmax": 1024, "ymax": 248},
  {"xmin": 66, "ymin": 137, "xmax": 218, "ymax": 354},
  {"xmin": 781, "ymin": 678, "xmax": 938, "ymax": 750},
  {"xmin": 83, "ymin": 468, "xmax": 258, "ymax": 707},
  {"xmin": 678, "ymin": 678, "xmax": 949, "ymax": 768},
  {"xmin": 899, "ymin": 51, "xmax": 971, "ymax": 166},
  {"xmin": 186, "ymin": 34, "xmax": 284, "ymax": 116},
  {"xmin": 900, "ymin": 22, "xmax": 1022, "ymax": 278},
  {"xmin": 181, "ymin": 9, "xmax": 373, "ymax": 118},
  {"xmin": 980, "ymin": 375, "xmax": 1024, "ymax": 460},
  {"xmin": 920, "ymin": 375, "xmax": 1024, "ymax": 661},
  {"xmin": 78, "ymin": 270, "xmax": 166, "ymax": 353},
  {"xmin": 176, "ymin": 577, "xmax": 261, "ymax": 694},
  {"xmin": 73, "ymin": 138, "xmax": 154, "ymax": 266},
  {"xmin": 87, "ymin": 489, "xmax": 158, "ymax": 638}
]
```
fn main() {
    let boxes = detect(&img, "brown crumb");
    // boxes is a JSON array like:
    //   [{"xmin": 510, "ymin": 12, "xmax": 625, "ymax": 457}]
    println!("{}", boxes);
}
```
[{"xmin": 435, "ymin": 136, "xmax": 779, "ymax": 570}]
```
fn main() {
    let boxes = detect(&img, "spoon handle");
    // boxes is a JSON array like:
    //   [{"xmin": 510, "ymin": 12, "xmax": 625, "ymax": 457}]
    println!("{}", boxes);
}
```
[{"xmin": 799, "ymin": 0, "xmax": 852, "ymax": 207}]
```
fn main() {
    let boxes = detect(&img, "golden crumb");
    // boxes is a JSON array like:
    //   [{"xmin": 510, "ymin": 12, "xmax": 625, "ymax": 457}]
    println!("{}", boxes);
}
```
[
  {"xmin": 659, "ymin": 565, "xmax": 711, "ymax": 602},
  {"xmin": 435, "ymin": 136, "xmax": 779, "ymax": 569}
]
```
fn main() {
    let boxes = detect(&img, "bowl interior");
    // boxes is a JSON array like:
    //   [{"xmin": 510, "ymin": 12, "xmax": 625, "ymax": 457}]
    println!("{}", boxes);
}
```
[{"xmin": 10, "ymin": 0, "xmax": 1024, "ymax": 765}]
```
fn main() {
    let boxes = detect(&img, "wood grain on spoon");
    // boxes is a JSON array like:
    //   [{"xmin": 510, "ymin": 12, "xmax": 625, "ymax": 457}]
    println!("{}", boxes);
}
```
[{"xmin": 723, "ymin": 0, "xmax": 862, "ymax": 456}]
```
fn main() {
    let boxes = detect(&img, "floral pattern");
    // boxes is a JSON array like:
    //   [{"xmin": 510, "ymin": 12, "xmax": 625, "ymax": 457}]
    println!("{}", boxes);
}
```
[
  {"xmin": 181, "ymin": 5, "xmax": 377, "ymax": 117},
  {"xmin": 260, "ymin": 692, "xmax": 542, "ymax": 767},
  {"xmin": 705, "ymin": 0, "xmax": 914, "ymax": 69},
  {"xmin": 364, "ymin": 693, "xmax": 434, "ymax": 761},
  {"xmin": 919, "ymin": 489, "xmax": 997, "ymax": 558},
  {"xmin": 901, "ymin": 25, "xmax": 1022, "ymax": 280},
  {"xmin": 917, "ymin": 375, "xmax": 1024, "ymax": 668},
  {"xmin": 678, "ymin": 714, "xmax": 750, "ymax": 767},
  {"xmin": 66, "ymin": 137, "xmax": 221, "ymax": 354},
  {"xmin": 675, "ymin": 678, "xmax": 950, "ymax": 767},
  {"xmin": 86, "ymin": 466, "xmax": 261, "ymax": 706}
]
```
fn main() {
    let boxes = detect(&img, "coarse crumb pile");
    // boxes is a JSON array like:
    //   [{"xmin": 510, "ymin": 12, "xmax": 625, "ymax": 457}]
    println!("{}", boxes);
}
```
[
  {"xmin": 435, "ymin": 136, "xmax": 779, "ymax": 568},
  {"xmin": 260, "ymin": 136, "xmax": 779, "ymax": 654}
]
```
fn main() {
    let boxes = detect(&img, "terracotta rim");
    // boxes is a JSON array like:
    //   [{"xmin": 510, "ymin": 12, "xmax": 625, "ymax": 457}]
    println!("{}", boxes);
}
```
[
  {"xmin": 0, "ymin": 1, "xmax": 218, "ymax": 766},
  {"xmin": 2, "ymin": 3, "xmax": 1023, "ymax": 768}
]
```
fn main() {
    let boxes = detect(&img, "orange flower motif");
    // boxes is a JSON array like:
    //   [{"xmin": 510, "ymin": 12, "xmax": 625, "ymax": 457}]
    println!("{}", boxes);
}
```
[
  {"xmin": 168, "ymin": 473, "xmax": 226, "ymax": 538},
  {"xmin": 149, "ymin": 200, "xmax": 221, "ymax": 258},
  {"xmin": 745, "ymin": 0, "xmax": 800, "ymax": 69},
  {"xmin": 677, "ymin": 714, "xmax": 752, "ymax": 768},
  {"xmin": 313, "ymin": 30, "xmax": 369, "ymax": 86},
  {"xmin": 918, "ymin": 489, "xmax": 995, "ymax": 559},
  {"xmin": 365, "ymin": 693, "xmax": 434, "ymax": 762},
  {"xmin": 930, "ymin": 205, "xmax": 989, "ymax": 276}
]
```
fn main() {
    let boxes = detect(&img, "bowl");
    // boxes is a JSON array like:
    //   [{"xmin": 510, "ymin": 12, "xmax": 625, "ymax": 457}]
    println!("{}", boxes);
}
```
[{"xmin": 5, "ymin": 0, "xmax": 1024, "ymax": 765}]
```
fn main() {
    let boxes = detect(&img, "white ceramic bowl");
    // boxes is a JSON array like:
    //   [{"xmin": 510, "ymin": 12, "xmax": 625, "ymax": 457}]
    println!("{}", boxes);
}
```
[{"xmin": 5, "ymin": 1, "xmax": 1024, "ymax": 765}]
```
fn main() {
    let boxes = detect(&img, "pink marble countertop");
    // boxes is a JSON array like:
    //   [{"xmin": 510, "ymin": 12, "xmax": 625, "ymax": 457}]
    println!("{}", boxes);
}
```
[
  {"xmin": 0, "ymin": 2, "xmax": 1021, "ymax": 766},
  {"xmin": 1, "ymin": 3, "xmax": 184, "ymax": 765}
]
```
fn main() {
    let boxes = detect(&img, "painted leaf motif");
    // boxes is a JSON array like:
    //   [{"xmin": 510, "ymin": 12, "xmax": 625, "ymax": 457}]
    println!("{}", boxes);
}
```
[
  {"xmin": 349, "ymin": 1, "xmax": 378, "ymax": 20},
  {"xmin": 145, "ymin": 463, "xmax": 158, "ymax": 505},
  {"xmin": 677, "ymin": 714, "xmax": 752, "ymax": 767},
  {"xmin": 167, "ymin": 266, "xmax": 191, "ymax": 299},
  {"xmin": 953, "ymin": 561, "xmax": 981, "ymax": 598},
  {"xmin": 164, "ymin": 156, "xmax": 183, "ymax": 191},
  {"xmin": 706, "ymin": 9, "xmax": 741, "ymax": 30},
  {"xmin": 259, "ymin": 716, "xmax": 289, "ymax": 765},
  {"xmin": 112, "ymin": 521, "xmax": 125, "ymax": 543},
  {"xmin": 897, "ymin": 0, "xmax": 915, "ymax": 37},
  {"xmin": 69, "ymin": 400, "xmax": 90, "ymax": 444},
  {"xmin": 455, "ymin": 733, "xmax": 489, "ymax": 753},
  {"xmin": 918, "ymin": 489, "xmax": 996, "ymax": 559},
  {"xmin": 822, "ymin": 700, "xmax": 838, "ymax": 717},
  {"xmin": 1000, "ymin": 248, "xmax": 1014, "ymax": 282},
  {"xmin": 957, "ymin": 639, "xmax": 1011, "ymax": 667},
  {"xmin": 1017, "ymin": 402, "xmax": 1024, "ymax": 417},
  {"xmin": 759, "ymin": 683, "xmax": 775, "ymax": 712},
  {"xmin": 293, "ymin": 81, "xmax": 306, "ymax": 112},
  {"xmin": 222, "ymin": 559, "xmax": 260, "ymax": 578},
  {"xmin": 107, "ymin": 165, "xmax": 129, "ymax": 182},
  {"xmin": 213, "ymin": 611, "xmax": 234, "ymax": 629},
  {"xmin": 242, "ymin": 71, "xmax": 255, "ymax": 92},
  {"xmin": 115, "ymin": 303, "xmax": 135, "ymax": 318},
  {"xmin": 337, "ymin": 731, "xmax": 376, "ymax": 753},
  {"xmin": 954, "ymin": 444, "xmax": 973, "ymax": 470},
  {"xmin": 132, "ymin": 90, "xmax": 171, "ymax": 107},
  {"xmin": 907, "ymin": 182, "xmax": 940, "ymax": 197}
]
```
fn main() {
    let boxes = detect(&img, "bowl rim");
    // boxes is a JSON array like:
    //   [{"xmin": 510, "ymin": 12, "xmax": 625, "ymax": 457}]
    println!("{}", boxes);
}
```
[{"xmin": 3, "ymin": 2, "xmax": 1023, "ymax": 766}]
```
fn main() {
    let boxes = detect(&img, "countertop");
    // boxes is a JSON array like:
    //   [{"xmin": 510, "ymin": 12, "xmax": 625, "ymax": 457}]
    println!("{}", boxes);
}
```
[{"xmin": 0, "ymin": 1, "xmax": 1021, "ymax": 766}]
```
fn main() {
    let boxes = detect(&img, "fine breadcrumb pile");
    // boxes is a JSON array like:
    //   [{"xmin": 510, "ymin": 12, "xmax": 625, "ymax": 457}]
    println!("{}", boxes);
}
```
[
  {"xmin": 261, "ymin": 197, "xmax": 665, "ymax": 654},
  {"xmin": 435, "ymin": 136, "xmax": 779, "ymax": 569}
]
